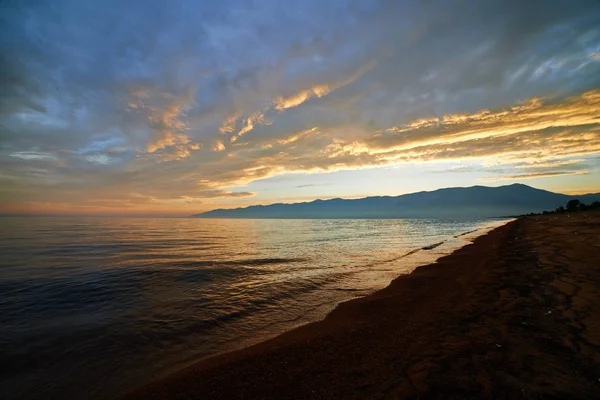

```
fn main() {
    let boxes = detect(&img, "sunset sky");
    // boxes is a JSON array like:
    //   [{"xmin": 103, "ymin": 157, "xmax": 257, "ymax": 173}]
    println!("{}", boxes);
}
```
[{"xmin": 1, "ymin": 0, "xmax": 600, "ymax": 216}]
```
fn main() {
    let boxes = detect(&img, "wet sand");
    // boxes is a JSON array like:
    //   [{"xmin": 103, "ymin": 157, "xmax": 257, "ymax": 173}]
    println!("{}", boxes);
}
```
[{"xmin": 126, "ymin": 212, "xmax": 600, "ymax": 399}]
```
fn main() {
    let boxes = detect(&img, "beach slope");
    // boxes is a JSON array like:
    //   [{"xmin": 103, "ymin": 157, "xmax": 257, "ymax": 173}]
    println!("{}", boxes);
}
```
[{"xmin": 126, "ymin": 213, "xmax": 600, "ymax": 399}]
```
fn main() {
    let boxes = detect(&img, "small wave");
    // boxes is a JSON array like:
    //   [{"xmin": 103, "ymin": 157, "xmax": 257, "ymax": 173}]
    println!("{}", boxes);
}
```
[
  {"xmin": 166, "ymin": 257, "xmax": 307, "ymax": 269},
  {"xmin": 454, "ymin": 228, "xmax": 479, "ymax": 238},
  {"xmin": 372, "ymin": 248, "xmax": 422, "ymax": 265},
  {"xmin": 422, "ymin": 241, "xmax": 445, "ymax": 250}
]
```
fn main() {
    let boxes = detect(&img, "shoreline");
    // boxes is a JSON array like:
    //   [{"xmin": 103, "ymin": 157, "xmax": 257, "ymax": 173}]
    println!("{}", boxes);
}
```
[
  {"xmin": 130, "ymin": 219, "xmax": 508, "ymax": 387},
  {"xmin": 125, "ymin": 213, "xmax": 600, "ymax": 399}
]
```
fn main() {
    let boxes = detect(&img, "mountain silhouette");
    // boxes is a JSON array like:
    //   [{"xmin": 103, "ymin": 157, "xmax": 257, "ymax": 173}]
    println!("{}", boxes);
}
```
[{"xmin": 191, "ymin": 184, "xmax": 600, "ymax": 219}]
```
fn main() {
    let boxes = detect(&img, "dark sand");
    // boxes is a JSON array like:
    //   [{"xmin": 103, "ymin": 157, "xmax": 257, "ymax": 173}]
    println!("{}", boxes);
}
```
[{"xmin": 126, "ymin": 213, "xmax": 600, "ymax": 399}]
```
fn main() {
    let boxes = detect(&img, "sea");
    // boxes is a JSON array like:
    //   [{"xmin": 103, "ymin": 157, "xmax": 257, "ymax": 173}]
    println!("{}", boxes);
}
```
[{"xmin": 0, "ymin": 217, "xmax": 509, "ymax": 399}]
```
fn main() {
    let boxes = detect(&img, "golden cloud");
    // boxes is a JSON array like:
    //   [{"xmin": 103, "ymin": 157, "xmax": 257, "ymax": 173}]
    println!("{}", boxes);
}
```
[
  {"xmin": 128, "ymin": 87, "xmax": 200, "ymax": 161},
  {"xmin": 319, "ymin": 90, "xmax": 600, "ymax": 167},
  {"xmin": 200, "ymin": 90, "xmax": 600, "ymax": 190},
  {"xmin": 219, "ymin": 114, "xmax": 238, "ymax": 134},
  {"xmin": 218, "ymin": 60, "xmax": 378, "ymax": 146},
  {"xmin": 238, "ymin": 112, "xmax": 266, "ymax": 136},
  {"xmin": 212, "ymin": 140, "xmax": 226, "ymax": 152},
  {"xmin": 196, "ymin": 190, "xmax": 256, "ymax": 198},
  {"xmin": 272, "ymin": 61, "xmax": 377, "ymax": 112},
  {"xmin": 277, "ymin": 127, "xmax": 319, "ymax": 145},
  {"xmin": 274, "ymin": 85, "xmax": 331, "ymax": 110},
  {"xmin": 368, "ymin": 91, "xmax": 600, "ymax": 156}
]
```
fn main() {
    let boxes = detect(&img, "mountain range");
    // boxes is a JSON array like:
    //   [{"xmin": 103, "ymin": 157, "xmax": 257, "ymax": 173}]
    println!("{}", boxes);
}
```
[{"xmin": 191, "ymin": 184, "xmax": 600, "ymax": 219}]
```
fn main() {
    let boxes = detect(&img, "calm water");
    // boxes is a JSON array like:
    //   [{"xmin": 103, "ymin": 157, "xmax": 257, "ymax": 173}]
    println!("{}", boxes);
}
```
[{"xmin": 0, "ymin": 217, "xmax": 508, "ymax": 399}]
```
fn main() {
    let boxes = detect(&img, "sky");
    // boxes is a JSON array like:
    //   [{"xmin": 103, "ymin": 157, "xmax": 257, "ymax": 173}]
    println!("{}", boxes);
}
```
[{"xmin": 1, "ymin": 0, "xmax": 600, "ymax": 216}]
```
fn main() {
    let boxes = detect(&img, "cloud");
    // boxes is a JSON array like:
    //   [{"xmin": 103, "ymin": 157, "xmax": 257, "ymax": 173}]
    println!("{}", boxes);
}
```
[
  {"xmin": 212, "ymin": 140, "xmax": 226, "ymax": 152},
  {"xmin": 359, "ymin": 91, "xmax": 600, "ymax": 157},
  {"xmin": 272, "ymin": 60, "xmax": 377, "ymax": 111},
  {"xmin": 277, "ymin": 127, "xmax": 319, "ymax": 145},
  {"xmin": 312, "ymin": 90, "xmax": 600, "ymax": 170},
  {"xmin": 128, "ymin": 86, "xmax": 201, "ymax": 161},
  {"xmin": 296, "ymin": 183, "xmax": 331, "ymax": 188},
  {"xmin": 479, "ymin": 171, "xmax": 589, "ymax": 182},
  {"xmin": 237, "ymin": 112, "xmax": 266, "ymax": 137},
  {"xmin": 200, "ymin": 90, "xmax": 600, "ymax": 188},
  {"xmin": 274, "ymin": 85, "xmax": 331, "ymax": 110},
  {"xmin": 513, "ymin": 159, "xmax": 586, "ymax": 169},
  {"xmin": 196, "ymin": 190, "xmax": 256, "ymax": 198},
  {"xmin": 219, "ymin": 114, "xmax": 238, "ymax": 134},
  {"xmin": 9, "ymin": 151, "xmax": 57, "ymax": 161},
  {"xmin": 1, "ymin": 0, "xmax": 600, "ymax": 214}
]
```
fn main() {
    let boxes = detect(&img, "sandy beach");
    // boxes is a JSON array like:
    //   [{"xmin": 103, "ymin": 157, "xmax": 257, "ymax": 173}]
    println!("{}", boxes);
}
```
[{"xmin": 125, "ymin": 212, "xmax": 600, "ymax": 399}]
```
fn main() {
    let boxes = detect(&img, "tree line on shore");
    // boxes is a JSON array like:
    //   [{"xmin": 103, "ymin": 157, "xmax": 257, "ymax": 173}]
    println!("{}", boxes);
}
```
[{"xmin": 524, "ymin": 199, "xmax": 600, "ymax": 216}]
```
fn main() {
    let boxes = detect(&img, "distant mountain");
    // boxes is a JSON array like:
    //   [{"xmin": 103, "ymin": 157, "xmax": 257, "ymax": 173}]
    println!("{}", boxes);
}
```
[{"xmin": 191, "ymin": 184, "xmax": 600, "ymax": 219}]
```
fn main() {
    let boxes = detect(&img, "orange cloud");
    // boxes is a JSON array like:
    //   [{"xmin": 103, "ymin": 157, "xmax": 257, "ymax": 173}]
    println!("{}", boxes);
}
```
[
  {"xmin": 272, "ymin": 60, "xmax": 377, "ymax": 111},
  {"xmin": 274, "ymin": 85, "xmax": 331, "ymax": 110},
  {"xmin": 238, "ymin": 112, "xmax": 266, "ymax": 136},
  {"xmin": 368, "ymin": 91, "xmax": 600, "ymax": 156},
  {"xmin": 316, "ymin": 90, "xmax": 600, "ymax": 167},
  {"xmin": 128, "ymin": 86, "xmax": 200, "ymax": 161},
  {"xmin": 219, "ymin": 114, "xmax": 238, "ymax": 134},
  {"xmin": 212, "ymin": 140, "xmax": 226, "ymax": 151},
  {"xmin": 202, "ymin": 90, "xmax": 600, "ymax": 190},
  {"xmin": 195, "ymin": 190, "xmax": 256, "ymax": 198},
  {"xmin": 277, "ymin": 127, "xmax": 319, "ymax": 145}
]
